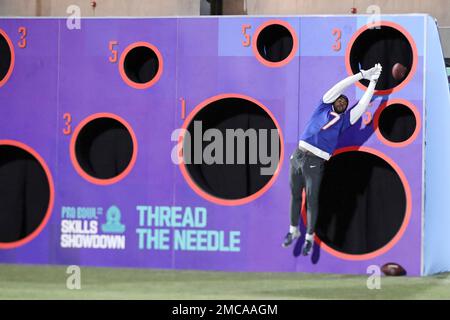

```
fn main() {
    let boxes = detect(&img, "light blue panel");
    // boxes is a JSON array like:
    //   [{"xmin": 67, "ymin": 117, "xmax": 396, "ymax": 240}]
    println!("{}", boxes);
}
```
[
  {"xmin": 424, "ymin": 16, "xmax": 450, "ymax": 275},
  {"xmin": 218, "ymin": 17, "xmax": 300, "ymax": 57},
  {"xmin": 218, "ymin": 17, "xmax": 254, "ymax": 56},
  {"xmin": 299, "ymin": 16, "xmax": 356, "ymax": 56}
]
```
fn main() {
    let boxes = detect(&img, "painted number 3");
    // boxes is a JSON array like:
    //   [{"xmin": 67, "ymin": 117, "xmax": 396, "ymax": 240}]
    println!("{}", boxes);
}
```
[
  {"xmin": 18, "ymin": 26, "xmax": 27, "ymax": 48},
  {"xmin": 63, "ymin": 113, "xmax": 72, "ymax": 135},
  {"xmin": 332, "ymin": 28, "xmax": 341, "ymax": 51}
]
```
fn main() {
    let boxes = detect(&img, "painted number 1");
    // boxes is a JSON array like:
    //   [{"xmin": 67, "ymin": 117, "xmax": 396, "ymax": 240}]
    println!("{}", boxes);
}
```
[{"xmin": 180, "ymin": 98, "xmax": 186, "ymax": 120}]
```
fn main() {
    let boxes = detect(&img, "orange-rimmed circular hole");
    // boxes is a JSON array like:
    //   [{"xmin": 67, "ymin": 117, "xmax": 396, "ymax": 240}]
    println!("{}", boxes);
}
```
[
  {"xmin": 313, "ymin": 147, "xmax": 411, "ymax": 260},
  {"xmin": 374, "ymin": 99, "xmax": 421, "ymax": 148},
  {"xmin": 0, "ymin": 29, "xmax": 15, "ymax": 88},
  {"xmin": 119, "ymin": 41, "xmax": 163, "ymax": 89},
  {"xmin": 70, "ymin": 113, "xmax": 138, "ymax": 185},
  {"xmin": 179, "ymin": 94, "xmax": 284, "ymax": 206},
  {"xmin": 345, "ymin": 21, "xmax": 418, "ymax": 95},
  {"xmin": 0, "ymin": 140, "xmax": 54, "ymax": 249},
  {"xmin": 252, "ymin": 20, "xmax": 298, "ymax": 68}
]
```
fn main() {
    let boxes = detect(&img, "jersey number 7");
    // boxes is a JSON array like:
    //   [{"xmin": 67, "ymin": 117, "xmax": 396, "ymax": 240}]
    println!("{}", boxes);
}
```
[{"xmin": 322, "ymin": 112, "xmax": 340, "ymax": 130}]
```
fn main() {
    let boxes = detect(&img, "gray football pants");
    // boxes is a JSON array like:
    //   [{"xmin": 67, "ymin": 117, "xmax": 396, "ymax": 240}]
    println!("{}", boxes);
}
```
[{"xmin": 289, "ymin": 148, "xmax": 325, "ymax": 235}]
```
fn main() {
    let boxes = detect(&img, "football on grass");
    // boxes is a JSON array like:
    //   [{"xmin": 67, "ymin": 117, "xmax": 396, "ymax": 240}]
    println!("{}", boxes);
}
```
[{"xmin": 381, "ymin": 262, "xmax": 407, "ymax": 276}]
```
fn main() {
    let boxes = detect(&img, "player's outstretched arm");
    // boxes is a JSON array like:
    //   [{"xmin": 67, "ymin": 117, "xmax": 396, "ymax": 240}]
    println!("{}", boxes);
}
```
[
  {"xmin": 322, "ymin": 64, "xmax": 380, "ymax": 104},
  {"xmin": 349, "ymin": 63, "xmax": 382, "ymax": 125}
]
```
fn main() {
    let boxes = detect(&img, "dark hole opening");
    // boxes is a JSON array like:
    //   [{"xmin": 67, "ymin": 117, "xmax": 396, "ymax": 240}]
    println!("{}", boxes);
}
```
[
  {"xmin": 378, "ymin": 103, "xmax": 417, "ymax": 143},
  {"xmin": 0, "ymin": 32, "xmax": 12, "ymax": 82},
  {"xmin": 184, "ymin": 98, "xmax": 281, "ymax": 200},
  {"xmin": 256, "ymin": 24, "xmax": 294, "ymax": 63},
  {"xmin": 75, "ymin": 118, "xmax": 133, "ymax": 180},
  {"xmin": 349, "ymin": 26, "xmax": 413, "ymax": 91},
  {"xmin": 123, "ymin": 46, "xmax": 159, "ymax": 84},
  {"xmin": 316, "ymin": 151, "xmax": 406, "ymax": 255},
  {"xmin": 0, "ymin": 146, "xmax": 50, "ymax": 243}
]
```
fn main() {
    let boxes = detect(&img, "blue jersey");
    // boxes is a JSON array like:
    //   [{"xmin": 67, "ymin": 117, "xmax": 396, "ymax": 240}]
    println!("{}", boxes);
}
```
[{"xmin": 299, "ymin": 100, "xmax": 352, "ymax": 160}]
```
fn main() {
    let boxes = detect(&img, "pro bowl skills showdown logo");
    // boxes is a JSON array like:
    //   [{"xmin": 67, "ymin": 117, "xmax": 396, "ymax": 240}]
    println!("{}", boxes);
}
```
[{"xmin": 60, "ymin": 205, "xmax": 126, "ymax": 249}]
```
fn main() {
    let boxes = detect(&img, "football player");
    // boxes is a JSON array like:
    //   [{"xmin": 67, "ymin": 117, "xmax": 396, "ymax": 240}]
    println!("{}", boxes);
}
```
[{"xmin": 282, "ymin": 63, "xmax": 382, "ymax": 256}]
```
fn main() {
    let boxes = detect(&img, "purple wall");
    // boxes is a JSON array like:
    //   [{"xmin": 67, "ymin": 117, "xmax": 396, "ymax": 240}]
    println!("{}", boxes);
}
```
[{"xmin": 0, "ymin": 15, "xmax": 426, "ymax": 275}]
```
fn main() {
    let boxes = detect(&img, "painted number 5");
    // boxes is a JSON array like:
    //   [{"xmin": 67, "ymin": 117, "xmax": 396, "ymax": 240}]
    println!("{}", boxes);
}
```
[
  {"xmin": 242, "ymin": 24, "xmax": 251, "ymax": 47},
  {"xmin": 109, "ymin": 40, "xmax": 118, "ymax": 63}
]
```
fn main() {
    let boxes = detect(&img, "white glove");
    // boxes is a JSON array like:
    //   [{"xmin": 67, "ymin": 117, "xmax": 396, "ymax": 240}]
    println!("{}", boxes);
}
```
[
  {"xmin": 360, "ymin": 63, "xmax": 382, "ymax": 80},
  {"xmin": 370, "ymin": 63, "xmax": 382, "ymax": 82}
]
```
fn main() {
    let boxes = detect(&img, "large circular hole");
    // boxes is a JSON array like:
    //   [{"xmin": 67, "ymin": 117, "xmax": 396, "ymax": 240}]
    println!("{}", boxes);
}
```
[
  {"xmin": 73, "ymin": 116, "xmax": 135, "ymax": 182},
  {"xmin": 0, "ymin": 144, "xmax": 51, "ymax": 244},
  {"xmin": 254, "ymin": 22, "xmax": 296, "ymax": 65},
  {"xmin": 0, "ymin": 29, "xmax": 13, "ymax": 86},
  {"xmin": 377, "ymin": 103, "xmax": 417, "ymax": 144},
  {"xmin": 120, "ymin": 42, "xmax": 162, "ymax": 89},
  {"xmin": 348, "ymin": 24, "xmax": 415, "ymax": 93},
  {"xmin": 316, "ymin": 150, "xmax": 407, "ymax": 255},
  {"xmin": 182, "ymin": 96, "xmax": 282, "ymax": 203}
]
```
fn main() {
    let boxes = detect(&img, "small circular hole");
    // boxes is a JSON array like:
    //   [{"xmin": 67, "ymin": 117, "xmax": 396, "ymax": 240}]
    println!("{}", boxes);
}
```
[
  {"xmin": 317, "ymin": 150, "xmax": 407, "ymax": 256},
  {"xmin": 348, "ymin": 24, "xmax": 416, "ymax": 93},
  {"xmin": 120, "ymin": 42, "xmax": 162, "ymax": 89},
  {"xmin": 378, "ymin": 103, "xmax": 417, "ymax": 144},
  {"xmin": 73, "ymin": 116, "xmax": 136, "ymax": 183},
  {"xmin": 0, "ymin": 144, "xmax": 52, "ymax": 245},
  {"xmin": 254, "ymin": 22, "xmax": 296, "ymax": 65},
  {"xmin": 182, "ymin": 96, "xmax": 282, "ymax": 204}
]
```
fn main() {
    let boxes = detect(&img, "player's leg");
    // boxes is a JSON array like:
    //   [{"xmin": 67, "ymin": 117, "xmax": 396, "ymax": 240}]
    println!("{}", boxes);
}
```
[
  {"xmin": 301, "ymin": 155, "xmax": 325, "ymax": 255},
  {"xmin": 282, "ymin": 148, "xmax": 306, "ymax": 248}
]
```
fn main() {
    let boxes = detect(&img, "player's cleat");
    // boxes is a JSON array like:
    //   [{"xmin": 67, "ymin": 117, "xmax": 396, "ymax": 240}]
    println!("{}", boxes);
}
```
[
  {"xmin": 282, "ymin": 230, "xmax": 300, "ymax": 248},
  {"xmin": 302, "ymin": 240, "xmax": 313, "ymax": 256}
]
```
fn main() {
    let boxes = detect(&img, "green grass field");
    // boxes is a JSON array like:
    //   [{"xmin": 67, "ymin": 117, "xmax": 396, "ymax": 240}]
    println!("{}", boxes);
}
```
[{"xmin": 0, "ymin": 264, "xmax": 449, "ymax": 300}]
